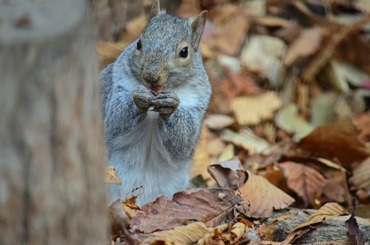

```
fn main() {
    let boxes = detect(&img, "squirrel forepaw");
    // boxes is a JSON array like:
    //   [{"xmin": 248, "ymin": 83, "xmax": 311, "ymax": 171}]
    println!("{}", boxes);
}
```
[
  {"xmin": 151, "ymin": 91, "xmax": 179, "ymax": 118},
  {"xmin": 132, "ymin": 87, "xmax": 153, "ymax": 112}
]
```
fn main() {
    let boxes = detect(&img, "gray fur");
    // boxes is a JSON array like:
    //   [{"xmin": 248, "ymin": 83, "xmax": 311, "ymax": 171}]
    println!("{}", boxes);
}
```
[{"xmin": 100, "ymin": 9, "xmax": 211, "ymax": 206}]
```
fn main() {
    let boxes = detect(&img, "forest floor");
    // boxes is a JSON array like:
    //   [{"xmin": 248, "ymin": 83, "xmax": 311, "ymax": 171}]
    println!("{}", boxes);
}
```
[{"xmin": 101, "ymin": 0, "xmax": 370, "ymax": 244}]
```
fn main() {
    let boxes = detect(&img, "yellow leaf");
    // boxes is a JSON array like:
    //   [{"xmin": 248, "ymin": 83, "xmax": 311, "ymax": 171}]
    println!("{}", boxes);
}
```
[
  {"xmin": 291, "ymin": 202, "xmax": 349, "ymax": 233},
  {"xmin": 105, "ymin": 166, "xmax": 122, "ymax": 185},
  {"xmin": 280, "ymin": 161, "xmax": 327, "ymax": 206},
  {"xmin": 231, "ymin": 92, "xmax": 282, "ymax": 125},
  {"xmin": 145, "ymin": 222, "xmax": 228, "ymax": 245},
  {"xmin": 205, "ymin": 114, "xmax": 235, "ymax": 130},
  {"xmin": 222, "ymin": 129, "xmax": 269, "ymax": 154},
  {"xmin": 218, "ymin": 143, "xmax": 235, "ymax": 163},
  {"xmin": 231, "ymin": 222, "xmax": 247, "ymax": 243}
]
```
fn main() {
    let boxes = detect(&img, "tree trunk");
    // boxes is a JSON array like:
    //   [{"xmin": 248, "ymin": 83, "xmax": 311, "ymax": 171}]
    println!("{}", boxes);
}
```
[{"xmin": 0, "ymin": 0, "xmax": 108, "ymax": 244}]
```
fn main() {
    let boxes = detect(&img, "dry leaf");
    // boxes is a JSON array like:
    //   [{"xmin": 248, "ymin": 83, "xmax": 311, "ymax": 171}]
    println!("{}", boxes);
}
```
[
  {"xmin": 218, "ymin": 143, "xmax": 235, "ymax": 163},
  {"xmin": 197, "ymin": 227, "xmax": 224, "ymax": 245},
  {"xmin": 240, "ymin": 35, "xmax": 286, "ymax": 87},
  {"xmin": 219, "ymin": 69, "xmax": 263, "ymax": 98},
  {"xmin": 209, "ymin": 159, "xmax": 294, "ymax": 218},
  {"xmin": 204, "ymin": 4, "xmax": 249, "ymax": 56},
  {"xmin": 208, "ymin": 159, "xmax": 247, "ymax": 189},
  {"xmin": 222, "ymin": 129, "xmax": 270, "ymax": 154},
  {"xmin": 283, "ymin": 27, "xmax": 322, "ymax": 66},
  {"xmin": 322, "ymin": 171, "xmax": 347, "ymax": 203},
  {"xmin": 238, "ymin": 170, "xmax": 294, "ymax": 218},
  {"xmin": 204, "ymin": 114, "xmax": 235, "ymax": 130},
  {"xmin": 230, "ymin": 222, "xmax": 248, "ymax": 243},
  {"xmin": 350, "ymin": 157, "xmax": 370, "ymax": 191},
  {"xmin": 275, "ymin": 104, "xmax": 315, "ymax": 140},
  {"xmin": 346, "ymin": 210, "xmax": 369, "ymax": 245},
  {"xmin": 231, "ymin": 92, "xmax": 282, "ymax": 125},
  {"xmin": 291, "ymin": 202, "xmax": 349, "ymax": 232},
  {"xmin": 130, "ymin": 188, "xmax": 242, "ymax": 233},
  {"xmin": 105, "ymin": 166, "xmax": 122, "ymax": 185},
  {"xmin": 302, "ymin": 16, "xmax": 370, "ymax": 81},
  {"xmin": 280, "ymin": 161, "xmax": 327, "ymax": 207},
  {"xmin": 144, "ymin": 222, "xmax": 222, "ymax": 245},
  {"xmin": 261, "ymin": 164, "xmax": 285, "ymax": 188},
  {"xmin": 298, "ymin": 118, "xmax": 370, "ymax": 168}
]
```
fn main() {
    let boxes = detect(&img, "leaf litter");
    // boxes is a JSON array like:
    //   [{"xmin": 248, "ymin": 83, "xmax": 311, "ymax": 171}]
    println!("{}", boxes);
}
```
[{"xmin": 99, "ymin": 0, "xmax": 370, "ymax": 243}]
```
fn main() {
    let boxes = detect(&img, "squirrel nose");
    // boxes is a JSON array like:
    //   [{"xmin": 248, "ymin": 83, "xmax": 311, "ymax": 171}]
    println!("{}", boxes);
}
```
[{"xmin": 143, "ymin": 74, "xmax": 161, "ymax": 85}]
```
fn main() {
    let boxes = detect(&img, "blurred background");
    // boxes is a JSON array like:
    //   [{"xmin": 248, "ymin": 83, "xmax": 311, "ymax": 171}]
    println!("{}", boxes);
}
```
[{"xmin": 95, "ymin": 0, "xmax": 370, "ymax": 209}]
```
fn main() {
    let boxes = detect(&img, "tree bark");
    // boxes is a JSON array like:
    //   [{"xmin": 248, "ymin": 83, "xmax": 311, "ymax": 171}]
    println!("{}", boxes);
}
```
[
  {"xmin": 267, "ymin": 210, "xmax": 370, "ymax": 244},
  {"xmin": 0, "ymin": 0, "xmax": 108, "ymax": 244}
]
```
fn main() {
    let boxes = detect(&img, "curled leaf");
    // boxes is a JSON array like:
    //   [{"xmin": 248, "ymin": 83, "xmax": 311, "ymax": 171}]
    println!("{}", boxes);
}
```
[{"xmin": 291, "ymin": 202, "xmax": 349, "ymax": 232}]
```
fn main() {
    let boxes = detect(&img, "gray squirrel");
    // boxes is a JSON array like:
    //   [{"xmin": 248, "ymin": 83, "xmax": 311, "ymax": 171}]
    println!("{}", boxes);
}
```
[{"xmin": 100, "ymin": 0, "xmax": 211, "ymax": 206}]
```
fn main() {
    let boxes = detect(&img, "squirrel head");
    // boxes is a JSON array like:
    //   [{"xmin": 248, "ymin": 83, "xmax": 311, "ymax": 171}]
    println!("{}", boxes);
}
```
[{"xmin": 130, "ymin": 0, "xmax": 207, "ymax": 90}]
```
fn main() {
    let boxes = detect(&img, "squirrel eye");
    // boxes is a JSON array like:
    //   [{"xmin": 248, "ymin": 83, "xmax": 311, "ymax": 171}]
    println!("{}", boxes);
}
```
[
  {"xmin": 179, "ymin": 47, "xmax": 188, "ymax": 58},
  {"xmin": 136, "ymin": 39, "xmax": 142, "ymax": 50}
]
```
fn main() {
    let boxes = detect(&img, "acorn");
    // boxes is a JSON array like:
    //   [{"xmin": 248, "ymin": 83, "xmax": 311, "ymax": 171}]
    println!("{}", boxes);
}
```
[{"xmin": 151, "ymin": 85, "xmax": 164, "ymax": 95}]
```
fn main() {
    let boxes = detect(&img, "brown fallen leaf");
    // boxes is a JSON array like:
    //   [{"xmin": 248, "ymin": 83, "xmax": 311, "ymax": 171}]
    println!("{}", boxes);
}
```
[
  {"xmin": 291, "ymin": 202, "xmax": 349, "ymax": 233},
  {"xmin": 231, "ymin": 92, "xmax": 282, "ymax": 125},
  {"xmin": 346, "ymin": 202, "xmax": 369, "ymax": 245},
  {"xmin": 238, "ymin": 170, "xmax": 295, "ymax": 218},
  {"xmin": 298, "ymin": 117, "xmax": 370, "ymax": 168},
  {"xmin": 322, "ymin": 170, "xmax": 348, "ymax": 204},
  {"xmin": 219, "ymin": 69, "xmax": 263, "ymax": 98},
  {"xmin": 208, "ymin": 159, "xmax": 294, "ymax": 218},
  {"xmin": 130, "ymin": 188, "xmax": 242, "ymax": 233},
  {"xmin": 283, "ymin": 27, "xmax": 323, "ymax": 66},
  {"xmin": 280, "ymin": 161, "xmax": 327, "ymax": 207},
  {"xmin": 208, "ymin": 159, "xmax": 247, "ymax": 189},
  {"xmin": 302, "ymin": 16, "xmax": 370, "ymax": 82},
  {"xmin": 105, "ymin": 166, "xmax": 122, "ymax": 185},
  {"xmin": 204, "ymin": 4, "xmax": 249, "ymax": 56}
]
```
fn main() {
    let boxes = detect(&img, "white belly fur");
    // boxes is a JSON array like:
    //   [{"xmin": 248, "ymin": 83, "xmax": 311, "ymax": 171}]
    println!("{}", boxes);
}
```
[{"xmin": 108, "ymin": 112, "xmax": 190, "ymax": 206}]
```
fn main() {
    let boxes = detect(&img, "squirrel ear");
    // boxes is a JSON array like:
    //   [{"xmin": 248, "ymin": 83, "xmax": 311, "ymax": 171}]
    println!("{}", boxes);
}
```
[
  {"xmin": 191, "ymin": 10, "xmax": 208, "ymax": 51},
  {"xmin": 150, "ymin": 0, "xmax": 161, "ymax": 19}
]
